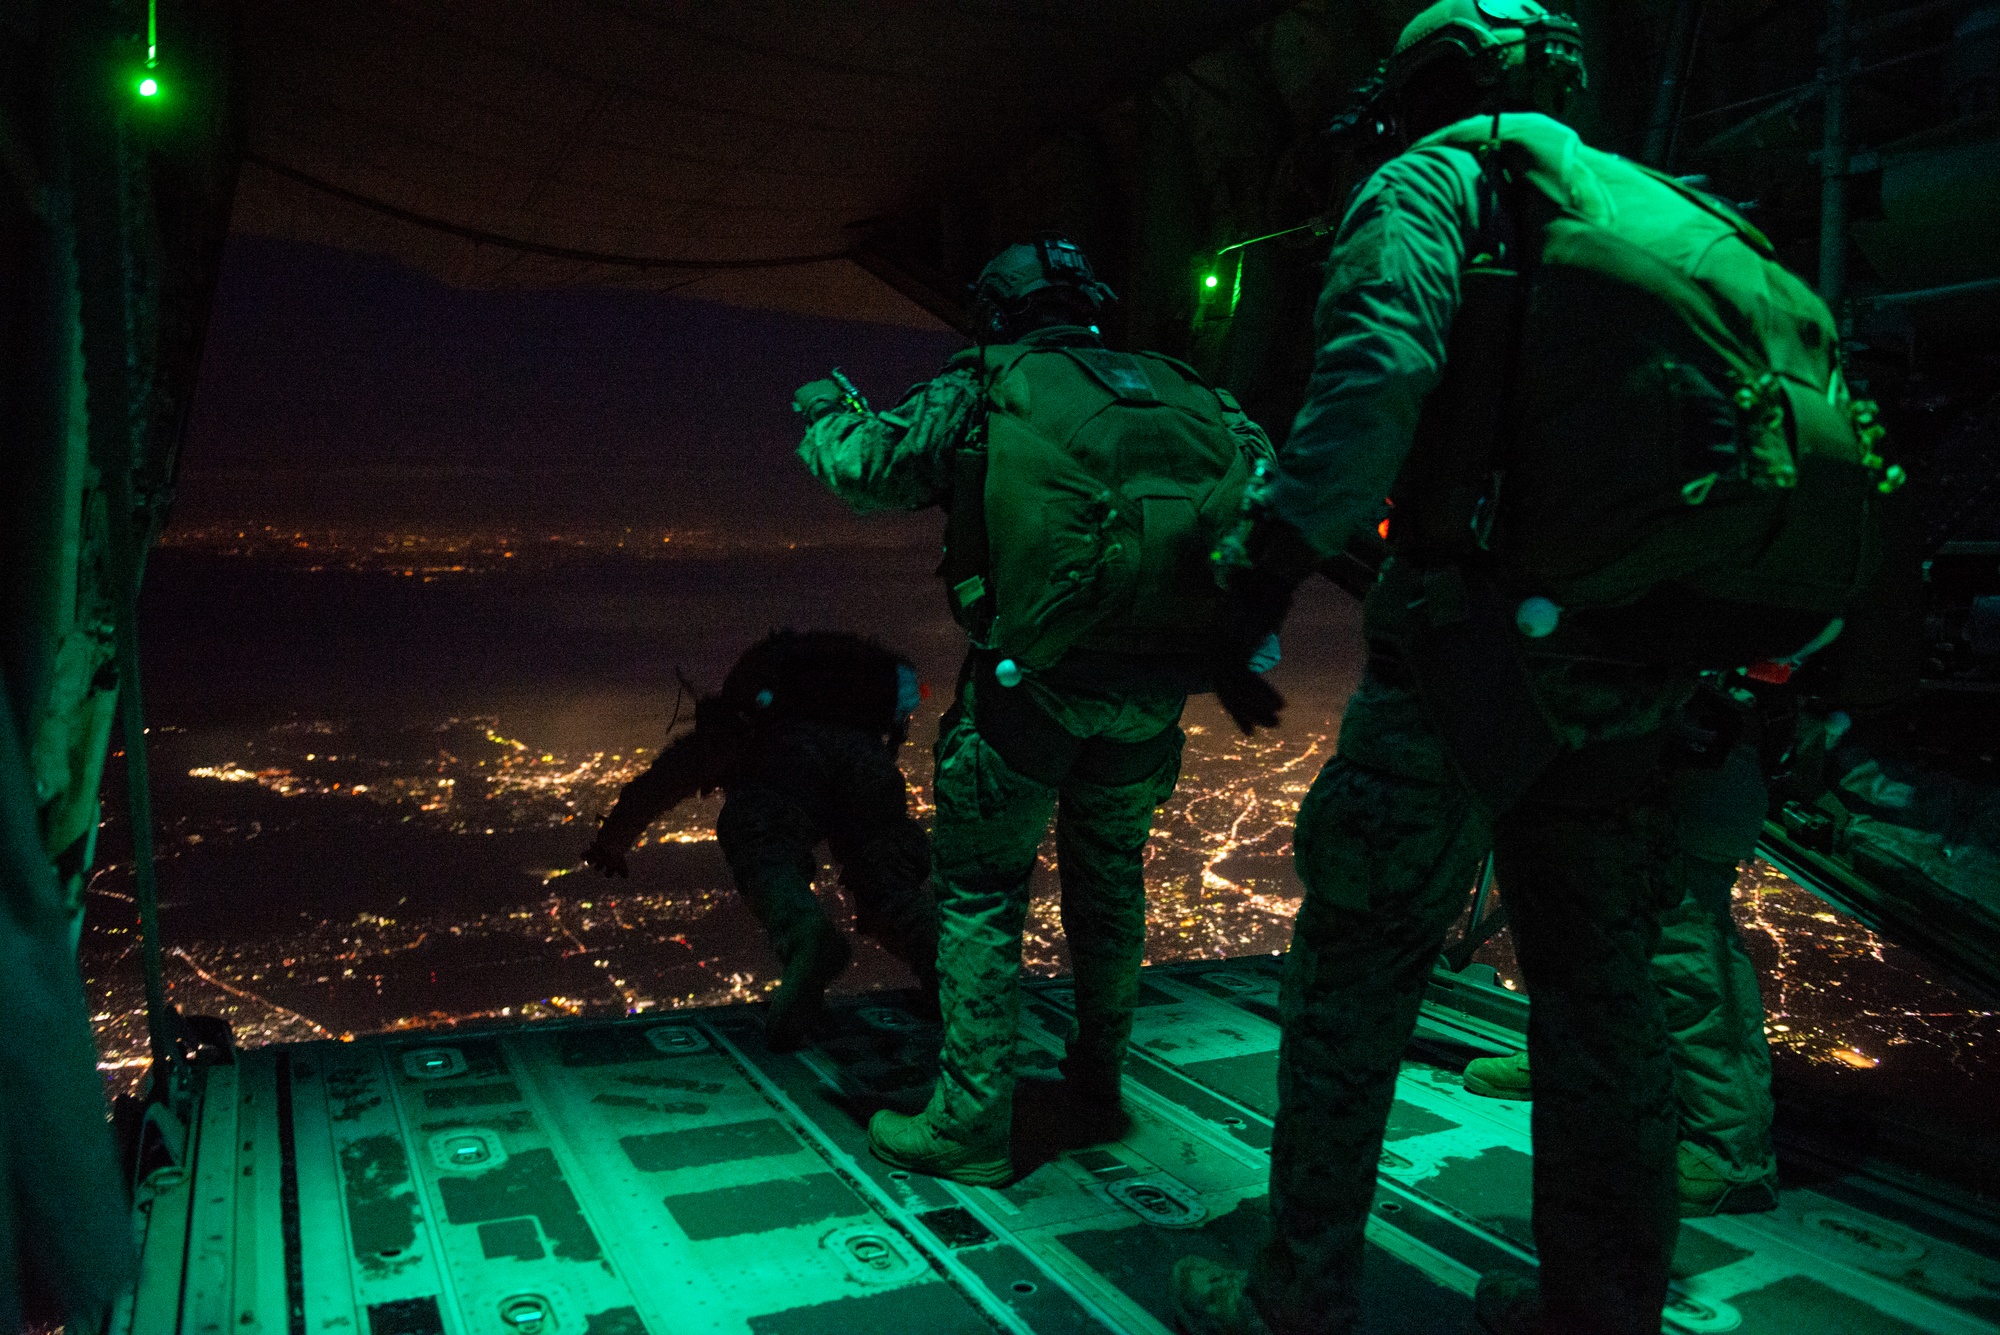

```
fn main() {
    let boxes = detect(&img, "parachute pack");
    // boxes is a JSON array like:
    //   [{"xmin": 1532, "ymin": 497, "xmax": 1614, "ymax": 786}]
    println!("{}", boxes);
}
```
[
  {"xmin": 937, "ymin": 342, "xmax": 1262, "ymax": 672},
  {"xmin": 1396, "ymin": 114, "xmax": 1895, "ymax": 666},
  {"xmin": 713, "ymin": 629, "xmax": 912, "ymax": 740}
]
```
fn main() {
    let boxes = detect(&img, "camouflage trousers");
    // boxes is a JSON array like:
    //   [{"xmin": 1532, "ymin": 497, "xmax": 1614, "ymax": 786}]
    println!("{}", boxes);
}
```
[
  {"xmin": 714, "ymin": 721, "xmax": 938, "ymax": 981},
  {"xmin": 1252, "ymin": 673, "xmax": 1681, "ymax": 1335},
  {"xmin": 1662, "ymin": 742, "xmax": 1776, "ymax": 1183},
  {"xmin": 1658, "ymin": 856, "xmax": 1777, "ymax": 1184},
  {"xmin": 920, "ymin": 691, "xmax": 1185, "ymax": 1147}
]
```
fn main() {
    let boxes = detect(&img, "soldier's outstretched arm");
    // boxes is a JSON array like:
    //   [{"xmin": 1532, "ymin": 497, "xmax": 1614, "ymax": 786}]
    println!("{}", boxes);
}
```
[
  {"xmin": 794, "ymin": 368, "xmax": 983, "ymax": 512},
  {"xmin": 581, "ymin": 727, "xmax": 729, "ymax": 877}
]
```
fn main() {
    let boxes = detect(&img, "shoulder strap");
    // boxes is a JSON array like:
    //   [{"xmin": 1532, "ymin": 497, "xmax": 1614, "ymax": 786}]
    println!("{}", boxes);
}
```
[
  {"xmin": 936, "ymin": 344, "xmax": 1002, "ymax": 646},
  {"xmin": 1131, "ymin": 349, "xmax": 1213, "ymax": 387},
  {"xmin": 1128, "ymin": 349, "xmax": 1240, "ymax": 421},
  {"xmin": 1391, "ymin": 143, "xmax": 1537, "ymax": 565}
]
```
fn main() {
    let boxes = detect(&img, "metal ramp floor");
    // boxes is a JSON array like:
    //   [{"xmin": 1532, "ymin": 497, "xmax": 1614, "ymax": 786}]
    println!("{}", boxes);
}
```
[{"xmin": 122, "ymin": 957, "xmax": 2000, "ymax": 1335}]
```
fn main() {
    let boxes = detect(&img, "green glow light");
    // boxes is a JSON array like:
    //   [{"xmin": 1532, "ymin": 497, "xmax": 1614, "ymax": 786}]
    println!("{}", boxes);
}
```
[
  {"xmin": 1203, "ymin": 274, "xmax": 1219, "ymax": 289},
  {"xmin": 137, "ymin": 76, "xmax": 159, "ymax": 97}
]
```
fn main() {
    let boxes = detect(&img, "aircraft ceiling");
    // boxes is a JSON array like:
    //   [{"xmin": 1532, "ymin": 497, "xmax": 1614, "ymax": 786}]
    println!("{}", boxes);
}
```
[{"xmin": 230, "ymin": 1, "xmax": 1288, "ymax": 325}]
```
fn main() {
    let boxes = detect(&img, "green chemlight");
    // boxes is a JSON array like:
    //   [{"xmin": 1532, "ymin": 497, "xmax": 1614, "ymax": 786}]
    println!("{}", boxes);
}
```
[
  {"xmin": 1203, "ymin": 274, "xmax": 1219, "ymax": 289},
  {"xmin": 137, "ymin": 0, "xmax": 160, "ymax": 98}
]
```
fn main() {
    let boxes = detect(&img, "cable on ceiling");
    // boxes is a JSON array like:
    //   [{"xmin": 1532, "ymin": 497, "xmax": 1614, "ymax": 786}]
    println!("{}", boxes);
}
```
[{"xmin": 246, "ymin": 153, "xmax": 856, "ymax": 270}]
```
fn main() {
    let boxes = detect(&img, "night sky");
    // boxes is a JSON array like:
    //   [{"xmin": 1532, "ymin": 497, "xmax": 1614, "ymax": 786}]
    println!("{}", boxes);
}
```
[{"xmin": 178, "ymin": 234, "xmax": 959, "ymax": 533}]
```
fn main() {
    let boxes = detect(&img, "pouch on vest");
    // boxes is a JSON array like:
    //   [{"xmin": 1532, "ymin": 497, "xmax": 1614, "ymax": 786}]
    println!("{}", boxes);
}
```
[{"xmin": 942, "ymin": 343, "xmax": 1258, "ymax": 671}]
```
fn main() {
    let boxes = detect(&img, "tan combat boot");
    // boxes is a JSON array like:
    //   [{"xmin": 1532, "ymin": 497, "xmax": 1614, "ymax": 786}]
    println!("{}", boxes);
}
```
[
  {"xmin": 1169, "ymin": 1258, "xmax": 1274, "ymax": 1335},
  {"xmin": 1678, "ymin": 1141, "xmax": 1780, "ymax": 1217},
  {"xmin": 1473, "ymin": 1270, "xmax": 1543, "ymax": 1334},
  {"xmin": 867, "ymin": 1108, "xmax": 1013, "ymax": 1187},
  {"xmin": 1462, "ymin": 1048, "xmax": 1532, "ymax": 1100}
]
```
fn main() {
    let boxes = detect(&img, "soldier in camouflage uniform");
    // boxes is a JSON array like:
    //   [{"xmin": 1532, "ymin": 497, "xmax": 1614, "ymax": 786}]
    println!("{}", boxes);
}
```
[
  {"xmin": 583, "ymin": 630, "xmax": 938, "ymax": 1052},
  {"xmin": 1463, "ymin": 732, "xmax": 1781, "ymax": 1217},
  {"xmin": 796, "ymin": 237, "xmax": 1272, "ymax": 1184},
  {"xmin": 1173, "ymin": 4, "xmax": 1771, "ymax": 1333}
]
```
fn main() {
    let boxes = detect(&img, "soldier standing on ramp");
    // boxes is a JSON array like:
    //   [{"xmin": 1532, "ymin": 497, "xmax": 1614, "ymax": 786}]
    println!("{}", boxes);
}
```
[
  {"xmin": 1174, "ymin": 3, "xmax": 1897, "ymax": 1332},
  {"xmin": 795, "ymin": 236, "xmax": 1274, "ymax": 1184},
  {"xmin": 1461, "ymin": 715, "xmax": 1783, "ymax": 1219}
]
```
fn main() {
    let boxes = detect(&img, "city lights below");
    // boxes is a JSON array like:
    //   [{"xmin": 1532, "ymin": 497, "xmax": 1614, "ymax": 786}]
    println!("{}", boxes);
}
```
[
  {"xmin": 155, "ymin": 521, "xmax": 918, "ymax": 578},
  {"xmin": 81, "ymin": 694, "xmax": 1998, "ymax": 1120},
  {"xmin": 89, "ymin": 525, "xmax": 1999, "ymax": 1124}
]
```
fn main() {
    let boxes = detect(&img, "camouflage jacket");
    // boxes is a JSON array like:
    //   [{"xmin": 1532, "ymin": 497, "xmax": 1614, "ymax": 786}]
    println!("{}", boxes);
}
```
[{"xmin": 1262, "ymin": 129, "xmax": 1490, "ymax": 558}]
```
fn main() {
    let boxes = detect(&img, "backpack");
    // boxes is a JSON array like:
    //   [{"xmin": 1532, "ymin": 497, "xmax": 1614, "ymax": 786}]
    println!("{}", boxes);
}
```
[
  {"xmin": 938, "ymin": 340, "xmax": 1262, "ymax": 671},
  {"xmin": 715, "ymin": 630, "xmax": 908, "ymax": 739},
  {"xmin": 1399, "ymin": 115, "xmax": 1893, "ymax": 665}
]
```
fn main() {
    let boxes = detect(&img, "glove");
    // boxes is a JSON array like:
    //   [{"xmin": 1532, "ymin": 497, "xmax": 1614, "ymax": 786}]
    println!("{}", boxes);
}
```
[
  {"xmin": 1209, "ymin": 564, "xmax": 1296, "ymax": 734},
  {"xmin": 792, "ymin": 379, "xmax": 844, "ymax": 421},
  {"xmin": 1214, "ymin": 663, "xmax": 1285, "ymax": 735},
  {"xmin": 581, "ymin": 836, "xmax": 631, "ymax": 878}
]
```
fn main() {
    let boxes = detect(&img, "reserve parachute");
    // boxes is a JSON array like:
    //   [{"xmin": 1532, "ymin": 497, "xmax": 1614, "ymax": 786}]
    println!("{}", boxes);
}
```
[{"xmin": 714, "ymin": 629, "xmax": 912, "ymax": 739}]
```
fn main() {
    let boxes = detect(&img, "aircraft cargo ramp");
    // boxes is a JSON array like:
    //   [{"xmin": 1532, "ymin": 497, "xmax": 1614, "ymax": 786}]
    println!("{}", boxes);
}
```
[{"xmin": 119, "ymin": 958, "xmax": 2000, "ymax": 1335}]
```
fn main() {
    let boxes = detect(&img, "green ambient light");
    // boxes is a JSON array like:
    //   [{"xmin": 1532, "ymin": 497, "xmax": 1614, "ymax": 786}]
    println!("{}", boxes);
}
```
[
  {"xmin": 1203, "ymin": 274, "xmax": 1219, "ymax": 289},
  {"xmin": 136, "ymin": 0, "xmax": 160, "ymax": 98}
]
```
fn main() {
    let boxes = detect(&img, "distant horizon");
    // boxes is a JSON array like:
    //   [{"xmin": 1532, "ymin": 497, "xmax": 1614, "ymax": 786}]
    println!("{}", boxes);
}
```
[{"xmin": 155, "ymin": 512, "xmax": 945, "ymax": 565}]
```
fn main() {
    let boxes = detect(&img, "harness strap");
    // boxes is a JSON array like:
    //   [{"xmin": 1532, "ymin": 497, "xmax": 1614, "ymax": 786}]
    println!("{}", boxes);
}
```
[{"xmin": 1390, "ymin": 143, "xmax": 1536, "ymax": 565}]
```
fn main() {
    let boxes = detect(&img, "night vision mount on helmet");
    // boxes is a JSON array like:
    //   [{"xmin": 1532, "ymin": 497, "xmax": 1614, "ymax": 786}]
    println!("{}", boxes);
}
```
[
  {"xmin": 1329, "ymin": 0, "xmax": 1587, "ymax": 147},
  {"xmin": 967, "ymin": 235, "xmax": 1118, "ymax": 341}
]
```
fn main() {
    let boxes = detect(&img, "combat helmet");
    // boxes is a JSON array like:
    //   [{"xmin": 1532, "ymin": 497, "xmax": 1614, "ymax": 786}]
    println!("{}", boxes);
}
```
[
  {"xmin": 1333, "ymin": 0, "xmax": 1587, "ymax": 146},
  {"xmin": 967, "ymin": 234, "xmax": 1117, "ymax": 341}
]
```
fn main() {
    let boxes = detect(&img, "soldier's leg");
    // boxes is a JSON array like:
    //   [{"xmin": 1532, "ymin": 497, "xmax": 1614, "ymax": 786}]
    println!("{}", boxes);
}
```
[
  {"xmin": 1052, "ymin": 726, "xmax": 1185, "ymax": 1089},
  {"xmin": 714, "ymin": 785, "xmax": 831, "ymax": 962},
  {"xmin": 836, "ymin": 817, "xmax": 939, "ymax": 983},
  {"xmin": 892, "ymin": 710, "xmax": 1057, "ymax": 1153},
  {"xmin": 717, "ymin": 744, "xmax": 851, "ymax": 1051},
  {"xmin": 1496, "ymin": 795, "xmax": 1679, "ymax": 1334},
  {"xmin": 1247, "ymin": 753, "xmax": 1491, "ymax": 1333},
  {"xmin": 1661, "ymin": 740, "xmax": 1778, "ymax": 1210},
  {"xmin": 1655, "ymin": 855, "xmax": 1779, "ymax": 1210},
  {"xmin": 826, "ymin": 735, "xmax": 940, "ymax": 995}
]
